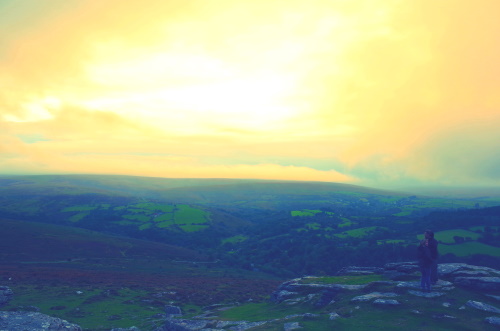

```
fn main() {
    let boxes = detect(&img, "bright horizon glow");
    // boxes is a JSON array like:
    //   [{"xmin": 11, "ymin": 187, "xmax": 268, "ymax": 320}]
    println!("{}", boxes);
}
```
[{"xmin": 1, "ymin": 0, "xmax": 499, "ymax": 188}]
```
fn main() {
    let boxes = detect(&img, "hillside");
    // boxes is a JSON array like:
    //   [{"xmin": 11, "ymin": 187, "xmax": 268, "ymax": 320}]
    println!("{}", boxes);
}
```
[
  {"xmin": 1, "ymin": 175, "xmax": 500, "ymax": 278},
  {"xmin": 1, "ymin": 174, "xmax": 500, "ymax": 329},
  {"xmin": 0, "ymin": 218, "xmax": 280, "ymax": 330}
]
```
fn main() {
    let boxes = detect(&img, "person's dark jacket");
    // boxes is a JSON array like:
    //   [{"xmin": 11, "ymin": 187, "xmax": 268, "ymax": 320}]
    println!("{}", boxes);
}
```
[
  {"xmin": 417, "ymin": 241, "xmax": 434, "ymax": 267},
  {"xmin": 427, "ymin": 238, "xmax": 439, "ymax": 260}
]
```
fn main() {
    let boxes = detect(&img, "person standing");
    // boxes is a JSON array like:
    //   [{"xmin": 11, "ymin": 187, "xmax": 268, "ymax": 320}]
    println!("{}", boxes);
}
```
[
  {"xmin": 417, "ymin": 237, "xmax": 433, "ymax": 292},
  {"xmin": 424, "ymin": 230, "xmax": 439, "ymax": 284}
]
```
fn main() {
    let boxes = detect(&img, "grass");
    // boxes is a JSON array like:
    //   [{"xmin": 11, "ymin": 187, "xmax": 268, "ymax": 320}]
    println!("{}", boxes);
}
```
[
  {"xmin": 62, "ymin": 205, "xmax": 98, "ymax": 212},
  {"xmin": 291, "ymin": 209, "xmax": 322, "ymax": 217},
  {"xmin": 4, "ymin": 284, "xmax": 164, "ymax": 330},
  {"xmin": 222, "ymin": 235, "xmax": 248, "ymax": 244},
  {"xmin": 334, "ymin": 226, "xmax": 387, "ymax": 239},
  {"xmin": 469, "ymin": 226, "xmax": 500, "ymax": 232},
  {"xmin": 378, "ymin": 239, "xmax": 407, "ymax": 245},
  {"xmin": 439, "ymin": 241, "xmax": 500, "ymax": 257},
  {"xmin": 218, "ymin": 302, "xmax": 304, "ymax": 322},
  {"xmin": 338, "ymin": 217, "xmax": 353, "ymax": 228},
  {"xmin": 299, "ymin": 274, "xmax": 384, "ymax": 285},
  {"xmin": 417, "ymin": 229, "xmax": 481, "ymax": 244},
  {"xmin": 69, "ymin": 212, "xmax": 89, "ymax": 223}
]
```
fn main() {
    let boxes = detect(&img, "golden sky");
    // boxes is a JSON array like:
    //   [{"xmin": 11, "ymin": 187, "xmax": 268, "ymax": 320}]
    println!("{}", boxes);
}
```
[{"xmin": 1, "ymin": 0, "xmax": 499, "ymax": 187}]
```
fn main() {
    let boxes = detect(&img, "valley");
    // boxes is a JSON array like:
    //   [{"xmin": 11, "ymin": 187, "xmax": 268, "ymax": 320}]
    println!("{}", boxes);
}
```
[{"xmin": 1, "ymin": 175, "xmax": 499, "ymax": 329}]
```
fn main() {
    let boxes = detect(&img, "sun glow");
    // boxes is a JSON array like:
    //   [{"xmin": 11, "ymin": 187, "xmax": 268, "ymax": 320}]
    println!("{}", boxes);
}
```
[{"xmin": 84, "ymin": 52, "xmax": 301, "ymax": 132}]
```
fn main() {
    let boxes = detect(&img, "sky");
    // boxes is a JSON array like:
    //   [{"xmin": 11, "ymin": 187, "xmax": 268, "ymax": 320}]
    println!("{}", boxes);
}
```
[{"xmin": 1, "ymin": 0, "xmax": 499, "ymax": 189}]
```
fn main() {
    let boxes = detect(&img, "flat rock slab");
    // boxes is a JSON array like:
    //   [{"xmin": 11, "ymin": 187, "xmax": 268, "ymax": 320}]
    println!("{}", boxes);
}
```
[
  {"xmin": 408, "ymin": 290, "xmax": 445, "ymax": 298},
  {"xmin": 396, "ymin": 281, "xmax": 421, "ymax": 289},
  {"xmin": 485, "ymin": 316, "xmax": 500, "ymax": 327},
  {"xmin": 284, "ymin": 321, "xmax": 302, "ymax": 331},
  {"xmin": 455, "ymin": 277, "xmax": 500, "ymax": 291},
  {"xmin": 0, "ymin": 311, "xmax": 81, "ymax": 331},
  {"xmin": 486, "ymin": 295, "xmax": 500, "ymax": 301},
  {"xmin": 0, "ymin": 286, "xmax": 14, "ymax": 307},
  {"xmin": 466, "ymin": 300, "xmax": 500, "ymax": 314},
  {"xmin": 373, "ymin": 299, "xmax": 401, "ymax": 306},
  {"xmin": 351, "ymin": 292, "xmax": 399, "ymax": 302},
  {"xmin": 438, "ymin": 263, "xmax": 468, "ymax": 275}
]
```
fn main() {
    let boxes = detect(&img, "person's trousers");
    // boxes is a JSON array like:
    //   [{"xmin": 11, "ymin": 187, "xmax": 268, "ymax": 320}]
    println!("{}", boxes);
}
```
[
  {"xmin": 431, "ymin": 261, "xmax": 438, "ymax": 284},
  {"xmin": 420, "ymin": 265, "xmax": 432, "ymax": 291}
]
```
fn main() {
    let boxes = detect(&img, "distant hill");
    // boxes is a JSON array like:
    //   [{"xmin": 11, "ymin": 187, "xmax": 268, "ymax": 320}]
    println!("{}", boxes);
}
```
[{"xmin": 1, "ymin": 174, "xmax": 499, "ymax": 278}]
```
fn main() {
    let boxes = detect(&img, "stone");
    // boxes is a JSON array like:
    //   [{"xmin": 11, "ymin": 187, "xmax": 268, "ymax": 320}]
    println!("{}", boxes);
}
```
[
  {"xmin": 284, "ymin": 282, "xmax": 368, "ymax": 292},
  {"xmin": 396, "ymin": 281, "xmax": 421, "ymax": 289},
  {"xmin": 454, "ymin": 277, "xmax": 500, "ymax": 291},
  {"xmin": 384, "ymin": 262, "xmax": 418, "ymax": 271},
  {"xmin": 229, "ymin": 321, "xmax": 267, "ymax": 330},
  {"xmin": 0, "ymin": 286, "xmax": 14, "ymax": 307},
  {"xmin": 165, "ymin": 305, "xmax": 183, "ymax": 316},
  {"xmin": 337, "ymin": 266, "xmax": 384, "ymax": 275},
  {"xmin": 0, "ymin": 311, "xmax": 81, "ymax": 330},
  {"xmin": 284, "ymin": 321, "xmax": 302, "ymax": 330},
  {"xmin": 329, "ymin": 312, "xmax": 341, "ymax": 320},
  {"xmin": 302, "ymin": 313, "xmax": 320, "ymax": 320},
  {"xmin": 486, "ymin": 294, "xmax": 500, "ymax": 301},
  {"xmin": 466, "ymin": 300, "xmax": 500, "ymax": 314},
  {"xmin": 438, "ymin": 263, "xmax": 468, "ymax": 276},
  {"xmin": 432, "ymin": 314, "xmax": 456, "ymax": 319},
  {"xmin": 452, "ymin": 270, "xmax": 491, "ymax": 277},
  {"xmin": 372, "ymin": 299, "xmax": 400, "ymax": 306},
  {"xmin": 314, "ymin": 289, "xmax": 336, "ymax": 307},
  {"xmin": 407, "ymin": 290, "xmax": 445, "ymax": 298},
  {"xmin": 270, "ymin": 290, "xmax": 298, "ymax": 303},
  {"xmin": 160, "ymin": 318, "xmax": 211, "ymax": 330},
  {"xmin": 383, "ymin": 270, "xmax": 409, "ymax": 280},
  {"xmin": 351, "ymin": 292, "xmax": 398, "ymax": 302},
  {"xmin": 485, "ymin": 316, "xmax": 500, "ymax": 327}
]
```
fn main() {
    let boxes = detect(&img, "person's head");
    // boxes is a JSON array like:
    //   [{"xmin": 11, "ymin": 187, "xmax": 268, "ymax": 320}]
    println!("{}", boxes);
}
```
[{"xmin": 424, "ymin": 230, "xmax": 434, "ymax": 239}]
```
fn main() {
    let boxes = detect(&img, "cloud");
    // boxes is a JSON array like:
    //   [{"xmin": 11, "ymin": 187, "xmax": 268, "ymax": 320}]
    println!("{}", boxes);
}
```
[{"xmin": 1, "ymin": 0, "xmax": 499, "ymax": 187}]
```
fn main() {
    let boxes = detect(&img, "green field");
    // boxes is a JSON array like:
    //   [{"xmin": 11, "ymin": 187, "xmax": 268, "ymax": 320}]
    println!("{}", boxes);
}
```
[
  {"xmin": 338, "ymin": 217, "xmax": 353, "ymax": 228},
  {"xmin": 439, "ymin": 241, "xmax": 500, "ymax": 257},
  {"xmin": 291, "ymin": 209, "xmax": 322, "ymax": 217},
  {"xmin": 334, "ymin": 226, "xmax": 387, "ymax": 238},
  {"xmin": 469, "ymin": 226, "xmax": 500, "ymax": 232},
  {"xmin": 60, "ymin": 201, "xmax": 211, "ymax": 233},
  {"xmin": 222, "ymin": 235, "xmax": 248, "ymax": 244},
  {"xmin": 417, "ymin": 229, "xmax": 481, "ymax": 244}
]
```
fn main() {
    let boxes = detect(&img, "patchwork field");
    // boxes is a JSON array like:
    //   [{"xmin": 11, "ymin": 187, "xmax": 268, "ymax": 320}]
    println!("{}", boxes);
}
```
[{"xmin": 61, "ymin": 202, "xmax": 210, "ymax": 232}]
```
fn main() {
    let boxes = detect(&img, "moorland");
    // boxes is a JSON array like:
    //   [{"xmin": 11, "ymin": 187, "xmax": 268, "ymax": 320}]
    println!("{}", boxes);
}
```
[{"xmin": 1, "ymin": 174, "xmax": 499, "ymax": 329}]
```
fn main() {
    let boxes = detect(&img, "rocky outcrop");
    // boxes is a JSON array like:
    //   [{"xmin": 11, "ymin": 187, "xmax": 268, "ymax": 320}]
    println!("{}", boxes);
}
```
[
  {"xmin": 337, "ymin": 266, "xmax": 384, "ymax": 275},
  {"xmin": 407, "ymin": 290, "xmax": 445, "ymax": 298},
  {"xmin": 1, "ymin": 285, "xmax": 83, "ymax": 331},
  {"xmin": 454, "ymin": 277, "xmax": 500, "ymax": 291},
  {"xmin": 485, "ymin": 316, "xmax": 500, "ymax": 327},
  {"xmin": 351, "ymin": 292, "xmax": 398, "ymax": 302},
  {"xmin": 270, "ymin": 290, "xmax": 298, "ymax": 303},
  {"xmin": 466, "ymin": 300, "xmax": 500, "ymax": 314},
  {"xmin": 284, "ymin": 321, "xmax": 302, "ymax": 330},
  {"xmin": 0, "ymin": 311, "xmax": 82, "ymax": 331},
  {"xmin": 372, "ymin": 299, "xmax": 400, "ymax": 306},
  {"xmin": 0, "ymin": 286, "xmax": 13, "ymax": 307}
]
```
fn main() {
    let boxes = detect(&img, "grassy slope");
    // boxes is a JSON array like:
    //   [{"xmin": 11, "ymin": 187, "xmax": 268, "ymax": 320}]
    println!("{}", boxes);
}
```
[
  {"xmin": 0, "ymin": 218, "xmax": 281, "ymax": 330},
  {"xmin": 0, "ymin": 218, "xmax": 207, "ymax": 262}
]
